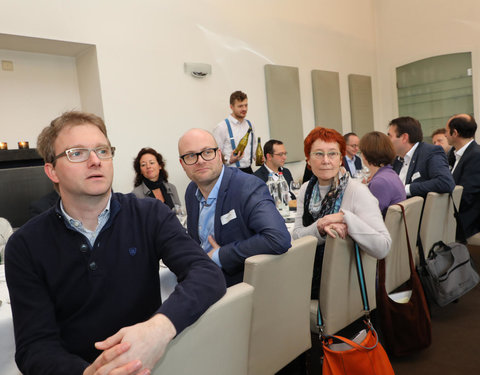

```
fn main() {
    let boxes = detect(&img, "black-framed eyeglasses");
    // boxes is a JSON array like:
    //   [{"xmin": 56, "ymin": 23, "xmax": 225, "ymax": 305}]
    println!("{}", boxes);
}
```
[
  {"xmin": 180, "ymin": 148, "xmax": 218, "ymax": 165},
  {"xmin": 53, "ymin": 146, "xmax": 116, "ymax": 163}
]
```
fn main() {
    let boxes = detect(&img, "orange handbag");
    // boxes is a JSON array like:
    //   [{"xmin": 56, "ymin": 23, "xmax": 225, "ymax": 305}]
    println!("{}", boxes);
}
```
[{"xmin": 317, "ymin": 243, "xmax": 395, "ymax": 375}]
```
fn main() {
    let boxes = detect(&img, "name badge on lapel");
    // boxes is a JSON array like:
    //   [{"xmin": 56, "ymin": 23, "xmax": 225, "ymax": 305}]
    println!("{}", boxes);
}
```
[
  {"xmin": 221, "ymin": 209, "xmax": 237, "ymax": 225},
  {"xmin": 411, "ymin": 171, "xmax": 421, "ymax": 181}
]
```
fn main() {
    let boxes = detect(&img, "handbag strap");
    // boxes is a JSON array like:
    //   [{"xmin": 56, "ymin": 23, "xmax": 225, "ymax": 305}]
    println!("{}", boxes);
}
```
[
  {"xmin": 397, "ymin": 203, "xmax": 416, "ymax": 271},
  {"xmin": 450, "ymin": 192, "xmax": 466, "ymax": 243},
  {"xmin": 317, "ymin": 241, "xmax": 370, "ymax": 336},
  {"xmin": 330, "ymin": 324, "xmax": 379, "ymax": 351},
  {"xmin": 378, "ymin": 203, "xmax": 416, "ymax": 287}
]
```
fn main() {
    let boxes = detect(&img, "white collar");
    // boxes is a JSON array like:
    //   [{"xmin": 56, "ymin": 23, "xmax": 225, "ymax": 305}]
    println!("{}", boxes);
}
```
[
  {"xmin": 404, "ymin": 142, "xmax": 420, "ymax": 162},
  {"xmin": 454, "ymin": 139, "xmax": 474, "ymax": 159},
  {"xmin": 228, "ymin": 114, "xmax": 246, "ymax": 125},
  {"xmin": 265, "ymin": 164, "xmax": 279, "ymax": 175}
]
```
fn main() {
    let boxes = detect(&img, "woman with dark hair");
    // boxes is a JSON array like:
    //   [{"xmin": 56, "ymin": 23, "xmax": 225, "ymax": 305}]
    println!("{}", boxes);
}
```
[
  {"xmin": 132, "ymin": 147, "xmax": 180, "ymax": 209},
  {"xmin": 359, "ymin": 131, "xmax": 406, "ymax": 217},
  {"xmin": 293, "ymin": 127, "xmax": 391, "ymax": 298}
]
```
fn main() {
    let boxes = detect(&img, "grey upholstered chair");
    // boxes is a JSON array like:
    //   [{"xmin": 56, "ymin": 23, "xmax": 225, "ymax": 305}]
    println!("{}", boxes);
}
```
[
  {"xmin": 243, "ymin": 235, "xmax": 317, "ymax": 375},
  {"xmin": 310, "ymin": 234, "xmax": 377, "ymax": 336},
  {"xmin": 383, "ymin": 196, "xmax": 424, "ymax": 293},
  {"xmin": 153, "ymin": 282, "xmax": 254, "ymax": 375}
]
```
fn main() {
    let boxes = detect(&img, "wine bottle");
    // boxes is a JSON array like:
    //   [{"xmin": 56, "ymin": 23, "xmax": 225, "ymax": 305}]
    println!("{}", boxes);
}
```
[
  {"xmin": 255, "ymin": 137, "xmax": 263, "ymax": 166},
  {"xmin": 233, "ymin": 128, "xmax": 252, "ymax": 156}
]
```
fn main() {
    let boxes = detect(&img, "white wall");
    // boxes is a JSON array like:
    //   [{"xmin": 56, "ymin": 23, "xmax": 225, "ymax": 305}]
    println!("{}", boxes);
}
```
[
  {"xmin": 0, "ymin": 49, "xmax": 81, "ymax": 147},
  {"xmin": 374, "ymin": 0, "xmax": 480, "ymax": 137},
  {"xmin": 0, "ymin": 0, "xmax": 378, "ymax": 200}
]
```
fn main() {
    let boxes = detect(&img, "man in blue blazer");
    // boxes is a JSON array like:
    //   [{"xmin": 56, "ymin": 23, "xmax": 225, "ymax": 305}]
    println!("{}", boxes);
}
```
[
  {"xmin": 388, "ymin": 116, "xmax": 455, "ymax": 197},
  {"xmin": 179, "ymin": 128, "xmax": 291, "ymax": 286},
  {"xmin": 445, "ymin": 114, "xmax": 480, "ymax": 239},
  {"xmin": 343, "ymin": 132, "xmax": 363, "ymax": 177}
]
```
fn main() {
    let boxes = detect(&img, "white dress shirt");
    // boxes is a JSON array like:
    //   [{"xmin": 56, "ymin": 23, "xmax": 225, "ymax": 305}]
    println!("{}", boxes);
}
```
[
  {"xmin": 399, "ymin": 142, "xmax": 419, "ymax": 197},
  {"xmin": 213, "ymin": 115, "xmax": 256, "ymax": 168},
  {"xmin": 452, "ymin": 139, "xmax": 474, "ymax": 173}
]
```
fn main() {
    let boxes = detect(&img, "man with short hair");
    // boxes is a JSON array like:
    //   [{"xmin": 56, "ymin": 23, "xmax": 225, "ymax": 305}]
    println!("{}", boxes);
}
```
[
  {"xmin": 431, "ymin": 128, "xmax": 452, "ymax": 154},
  {"xmin": 179, "ymin": 128, "xmax": 291, "ymax": 286},
  {"xmin": 343, "ymin": 132, "xmax": 363, "ymax": 177},
  {"xmin": 5, "ymin": 111, "xmax": 225, "ymax": 375},
  {"xmin": 254, "ymin": 139, "xmax": 294, "ymax": 198},
  {"xmin": 213, "ymin": 90, "xmax": 257, "ymax": 174},
  {"xmin": 388, "ymin": 116, "xmax": 455, "ymax": 197},
  {"xmin": 445, "ymin": 114, "xmax": 480, "ymax": 239}
]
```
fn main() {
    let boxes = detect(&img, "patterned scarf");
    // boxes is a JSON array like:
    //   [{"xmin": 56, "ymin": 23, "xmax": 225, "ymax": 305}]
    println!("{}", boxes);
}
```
[{"xmin": 303, "ymin": 171, "xmax": 349, "ymax": 226}]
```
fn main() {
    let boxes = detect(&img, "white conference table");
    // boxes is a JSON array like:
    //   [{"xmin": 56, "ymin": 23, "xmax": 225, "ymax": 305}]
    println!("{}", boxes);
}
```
[
  {"xmin": 0, "ymin": 265, "xmax": 21, "ymax": 375},
  {"xmin": 0, "ymin": 264, "xmax": 176, "ymax": 375}
]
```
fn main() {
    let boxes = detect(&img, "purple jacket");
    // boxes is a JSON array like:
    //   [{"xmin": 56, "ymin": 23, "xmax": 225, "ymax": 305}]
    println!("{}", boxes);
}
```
[{"xmin": 368, "ymin": 165, "xmax": 407, "ymax": 216}]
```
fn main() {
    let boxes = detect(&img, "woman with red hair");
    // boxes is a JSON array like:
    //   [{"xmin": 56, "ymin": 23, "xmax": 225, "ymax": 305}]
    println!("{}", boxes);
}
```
[{"xmin": 293, "ymin": 127, "xmax": 391, "ymax": 298}]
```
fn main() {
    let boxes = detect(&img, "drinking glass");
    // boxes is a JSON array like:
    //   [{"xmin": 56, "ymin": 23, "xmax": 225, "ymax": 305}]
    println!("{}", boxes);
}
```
[
  {"xmin": 290, "ymin": 180, "xmax": 302, "ymax": 198},
  {"xmin": 174, "ymin": 204, "xmax": 187, "ymax": 227}
]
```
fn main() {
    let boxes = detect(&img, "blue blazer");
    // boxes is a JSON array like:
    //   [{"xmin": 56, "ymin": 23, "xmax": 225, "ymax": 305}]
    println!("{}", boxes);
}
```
[
  {"xmin": 185, "ymin": 167, "xmax": 291, "ymax": 286},
  {"xmin": 451, "ymin": 140, "xmax": 480, "ymax": 239},
  {"xmin": 392, "ymin": 142, "xmax": 455, "ymax": 197},
  {"xmin": 343, "ymin": 155, "xmax": 363, "ymax": 177}
]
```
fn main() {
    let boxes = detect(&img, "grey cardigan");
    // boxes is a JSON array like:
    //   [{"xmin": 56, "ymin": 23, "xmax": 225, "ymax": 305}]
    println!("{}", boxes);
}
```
[{"xmin": 132, "ymin": 181, "xmax": 181, "ymax": 208}]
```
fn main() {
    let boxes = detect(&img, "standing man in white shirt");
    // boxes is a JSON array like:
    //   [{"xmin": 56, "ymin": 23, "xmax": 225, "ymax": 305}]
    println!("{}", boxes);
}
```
[
  {"xmin": 213, "ymin": 91, "xmax": 256, "ymax": 174},
  {"xmin": 343, "ymin": 132, "xmax": 363, "ymax": 177}
]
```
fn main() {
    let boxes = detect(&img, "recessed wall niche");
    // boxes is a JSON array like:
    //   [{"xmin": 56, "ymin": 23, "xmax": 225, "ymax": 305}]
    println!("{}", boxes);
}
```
[{"xmin": 0, "ymin": 33, "xmax": 103, "ymax": 149}]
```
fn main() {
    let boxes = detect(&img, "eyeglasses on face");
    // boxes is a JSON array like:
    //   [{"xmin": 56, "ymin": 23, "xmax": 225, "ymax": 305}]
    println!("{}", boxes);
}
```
[
  {"xmin": 180, "ymin": 147, "xmax": 218, "ymax": 165},
  {"xmin": 310, "ymin": 151, "xmax": 341, "ymax": 160},
  {"xmin": 53, "ymin": 146, "xmax": 116, "ymax": 163},
  {"xmin": 272, "ymin": 152, "xmax": 288, "ymax": 157}
]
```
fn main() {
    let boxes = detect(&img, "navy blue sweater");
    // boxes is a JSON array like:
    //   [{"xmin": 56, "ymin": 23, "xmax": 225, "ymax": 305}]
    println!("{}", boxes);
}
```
[{"xmin": 5, "ymin": 193, "xmax": 226, "ymax": 375}]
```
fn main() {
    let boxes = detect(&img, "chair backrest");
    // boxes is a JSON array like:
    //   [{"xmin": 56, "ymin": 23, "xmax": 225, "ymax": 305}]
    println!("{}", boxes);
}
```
[
  {"xmin": 243, "ymin": 236, "xmax": 317, "ymax": 375},
  {"xmin": 311, "ymin": 235, "xmax": 377, "ymax": 336},
  {"xmin": 153, "ymin": 282, "xmax": 254, "ymax": 375},
  {"xmin": 419, "ymin": 186, "xmax": 463, "ymax": 261},
  {"xmin": 445, "ymin": 185, "xmax": 463, "ymax": 243},
  {"xmin": 383, "ymin": 196, "xmax": 424, "ymax": 293}
]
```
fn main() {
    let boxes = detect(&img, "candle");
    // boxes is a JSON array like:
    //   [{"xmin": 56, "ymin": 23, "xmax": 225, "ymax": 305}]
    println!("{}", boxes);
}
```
[
  {"xmin": 0, "ymin": 142, "xmax": 7, "ymax": 150},
  {"xmin": 18, "ymin": 141, "xmax": 29, "ymax": 149}
]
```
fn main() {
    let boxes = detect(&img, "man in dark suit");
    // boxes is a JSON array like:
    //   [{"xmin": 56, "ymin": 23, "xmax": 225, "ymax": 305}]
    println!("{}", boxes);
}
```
[
  {"xmin": 388, "ymin": 116, "xmax": 455, "ymax": 197},
  {"xmin": 254, "ymin": 139, "xmax": 295, "ymax": 199},
  {"xmin": 179, "ymin": 128, "xmax": 291, "ymax": 286},
  {"xmin": 445, "ymin": 114, "xmax": 480, "ymax": 239},
  {"xmin": 343, "ymin": 132, "xmax": 363, "ymax": 177}
]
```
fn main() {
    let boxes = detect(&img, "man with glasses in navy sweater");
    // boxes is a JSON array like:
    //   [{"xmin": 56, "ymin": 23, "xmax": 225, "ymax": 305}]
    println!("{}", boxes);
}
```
[{"xmin": 5, "ymin": 111, "xmax": 225, "ymax": 375}]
